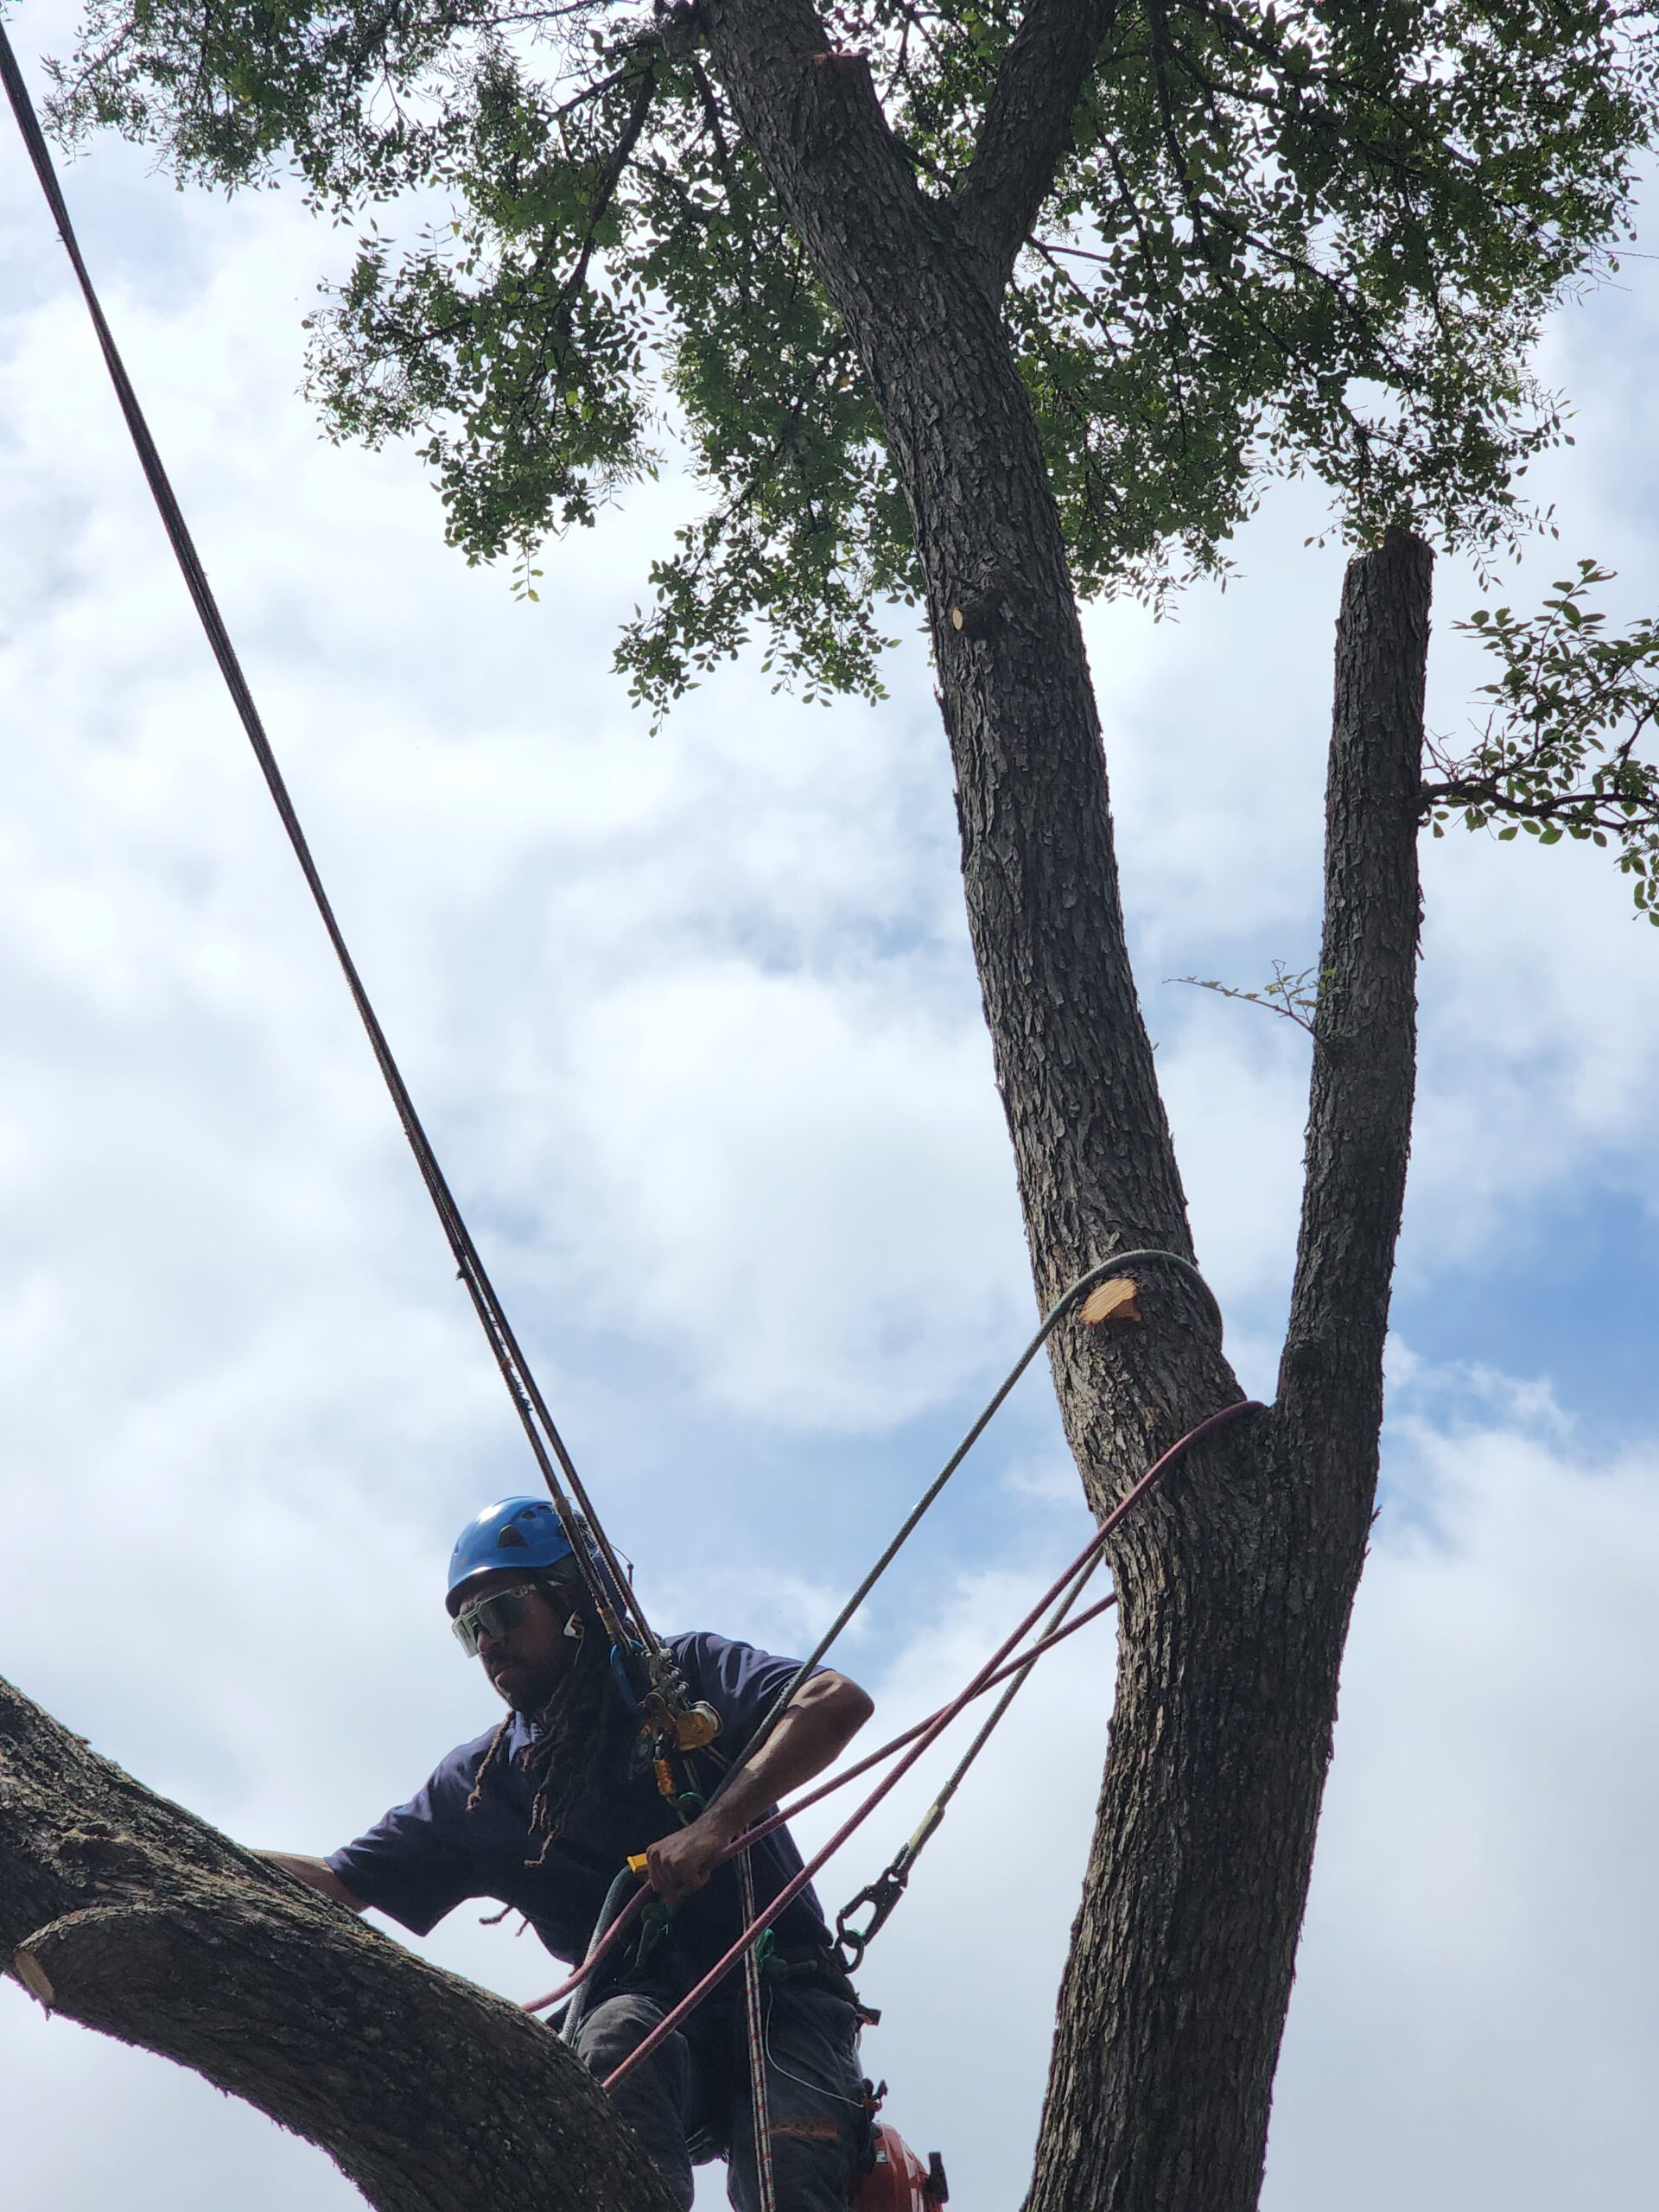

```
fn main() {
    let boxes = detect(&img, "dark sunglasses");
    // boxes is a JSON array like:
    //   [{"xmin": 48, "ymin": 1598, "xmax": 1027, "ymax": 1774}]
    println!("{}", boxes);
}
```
[{"xmin": 452, "ymin": 1584, "xmax": 542, "ymax": 1656}]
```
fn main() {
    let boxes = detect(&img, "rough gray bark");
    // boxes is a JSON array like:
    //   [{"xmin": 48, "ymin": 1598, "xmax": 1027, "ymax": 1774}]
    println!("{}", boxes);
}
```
[
  {"xmin": 952, "ymin": 0, "xmax": 1122, "ymax": 289},
  {"xmin": 1027, "ymin": 529, "xmax": 1431, "ymax": 2212},
  {"xmin": 0, "ymin": 1673, "xmax": 677, "ymax": 2212}
]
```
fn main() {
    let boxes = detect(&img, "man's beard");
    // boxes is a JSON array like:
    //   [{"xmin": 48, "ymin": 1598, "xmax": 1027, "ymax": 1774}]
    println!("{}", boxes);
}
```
[{"xmin": 490, "ymin": 1656, "xmax": 569, "ymax": 1715}]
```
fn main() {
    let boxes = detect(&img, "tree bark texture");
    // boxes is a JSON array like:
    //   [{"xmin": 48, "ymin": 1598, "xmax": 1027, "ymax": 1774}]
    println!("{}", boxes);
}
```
[
  {"xmin": 702, "ymin": 10, "xmax": 1432, "ymax": 2199},
  {"xmin": 1029, "ymin": 531, "xmax": 1430, "ymax": 2212},
  {"xmin": 0, "ymin": 1672, "xmax": 677, "ymax": 2212}
]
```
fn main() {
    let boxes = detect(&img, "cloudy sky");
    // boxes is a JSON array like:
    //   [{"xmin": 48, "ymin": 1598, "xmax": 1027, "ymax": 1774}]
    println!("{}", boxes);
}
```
[{"xmin": 3, "ymin": 12, "xmax": 1659, "ymax": 2209}]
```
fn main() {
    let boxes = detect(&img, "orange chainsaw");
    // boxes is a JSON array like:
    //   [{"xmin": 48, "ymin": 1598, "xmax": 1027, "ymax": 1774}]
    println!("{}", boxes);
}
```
[{"xmin": 851, "ymin": 2124, "xmax": 948, "ymax": 2212}]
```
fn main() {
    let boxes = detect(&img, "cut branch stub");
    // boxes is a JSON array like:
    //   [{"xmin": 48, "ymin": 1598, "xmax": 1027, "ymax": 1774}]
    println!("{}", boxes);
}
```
[
  {"xmin": 1080, "ymin": 1276, "xmax": 1142, "ymax": 1326},
  {"xmin": 948, "ymin": 570, "xmax": 1018, "ymax": 639},
  {"xmin": 12, "ymin": 1944, "xmax": 55, "ymax": 2006}
]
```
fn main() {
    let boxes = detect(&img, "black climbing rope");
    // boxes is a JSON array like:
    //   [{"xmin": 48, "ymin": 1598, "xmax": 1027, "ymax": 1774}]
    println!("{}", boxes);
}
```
[{"xmin": 0, "ymin": 22, "xmax": 664, "ymax": 1688}]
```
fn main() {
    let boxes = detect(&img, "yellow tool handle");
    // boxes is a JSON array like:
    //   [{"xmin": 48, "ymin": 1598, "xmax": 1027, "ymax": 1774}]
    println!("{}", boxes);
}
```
[{"xmin": 627, "ymin": 1853, "xmax": 651, "ymax": 1877}]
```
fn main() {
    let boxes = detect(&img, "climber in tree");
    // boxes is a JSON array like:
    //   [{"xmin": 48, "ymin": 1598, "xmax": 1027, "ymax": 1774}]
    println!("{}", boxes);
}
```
[{"xmin": 268, "ymin": 1497, "xmax": 875, "ymax": 2211}]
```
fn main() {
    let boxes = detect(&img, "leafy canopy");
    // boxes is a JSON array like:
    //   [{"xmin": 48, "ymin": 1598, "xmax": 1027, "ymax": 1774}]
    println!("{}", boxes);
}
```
[{"xmin": 46, "ymin": 0, "xmax": 1659, "ymax": 708}]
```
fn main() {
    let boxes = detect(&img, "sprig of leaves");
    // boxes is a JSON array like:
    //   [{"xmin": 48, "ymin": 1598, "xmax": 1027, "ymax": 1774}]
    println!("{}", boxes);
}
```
[{"xmin": 1424, "ymin": 559, "xmax": 1659, "ymax": 921}]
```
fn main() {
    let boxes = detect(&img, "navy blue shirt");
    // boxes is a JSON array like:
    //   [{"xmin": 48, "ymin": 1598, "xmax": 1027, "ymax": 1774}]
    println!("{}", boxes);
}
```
[{"xmin": 328, "ymin": 1631, "xmax": 834, "ymax": 1996}]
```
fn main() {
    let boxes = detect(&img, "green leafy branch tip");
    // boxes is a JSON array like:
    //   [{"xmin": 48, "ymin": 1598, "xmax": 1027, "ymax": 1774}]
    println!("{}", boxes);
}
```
[
  {"xmin": 1423, "ymin": 558, "xmax": 1659, "ymax": 924},
  {"xmin": 40, "ymin": 0, "xmax": 1659, "ymax": 718}
]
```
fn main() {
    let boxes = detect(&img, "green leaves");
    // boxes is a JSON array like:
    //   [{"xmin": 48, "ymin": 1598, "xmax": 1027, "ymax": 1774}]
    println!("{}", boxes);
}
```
[
  {"xmin": 1015, "ymin": 0, "xmax": 1649, "ymax": 571},
  {"xmin": 43, "ymin": 0, "xmax": 1659, "ymax": 710},
  {"xmin": 1425, "ymin": 561, "xmax": 1659, "ymax": 920},
  {"xmin": 613, "ymin": 96, "xmax": 915, "ymax": 709},
  {"xmin": 307, "ymin": 186, "xmax": 658, "ymax": 558}
]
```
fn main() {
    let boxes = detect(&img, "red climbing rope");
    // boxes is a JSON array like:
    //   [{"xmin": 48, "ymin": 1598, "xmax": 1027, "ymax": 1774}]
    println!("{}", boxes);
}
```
[{"xmin": 603, "ymin": 1397, "xmax": 1263, "ymax": 2089}]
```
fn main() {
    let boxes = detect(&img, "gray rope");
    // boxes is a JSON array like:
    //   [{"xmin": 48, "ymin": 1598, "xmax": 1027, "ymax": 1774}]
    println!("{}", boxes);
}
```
[
  {"xmin": 715, "ymin": 1248, "xmax": 1223, "ymax": 1805},
  {"xmin": 832, "ymin": 1544, "xmax": 1109, "ymax": 1968}
]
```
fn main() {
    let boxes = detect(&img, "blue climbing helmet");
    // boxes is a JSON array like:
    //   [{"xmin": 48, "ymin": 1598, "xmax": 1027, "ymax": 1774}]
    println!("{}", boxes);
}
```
[{"xmin": 445, "ymin": 1496, "xmax": 580, "ymax": 1615}]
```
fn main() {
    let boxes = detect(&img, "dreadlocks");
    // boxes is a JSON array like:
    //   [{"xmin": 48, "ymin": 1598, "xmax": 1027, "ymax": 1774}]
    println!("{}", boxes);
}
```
[{"xmin": 464, "ymin": 1586, "xmax": 632, "ymax": 1864}]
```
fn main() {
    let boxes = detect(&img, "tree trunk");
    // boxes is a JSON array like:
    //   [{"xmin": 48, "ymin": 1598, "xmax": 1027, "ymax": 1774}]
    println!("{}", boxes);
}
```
[
  {"xmin": 0, "ymin": 1673, "xmax": 677, "ymax": 2212},
  {"xmin": 1029, "ymin": 531, "xmax": 1432, "ymax": 2210},
  {"xmin": 701, "ymin": 8, "xmax": 1433, "ymax": 2201}
]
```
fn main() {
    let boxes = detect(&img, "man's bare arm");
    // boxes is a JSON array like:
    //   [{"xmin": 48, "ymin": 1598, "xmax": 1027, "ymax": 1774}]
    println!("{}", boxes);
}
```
[
  {"xmin": 646, "ymin": 1670, "xmax": 874, "ymax": 1905},
  {"xmin": 261, "ymin": 1850, "xmax": 369, "ymax": 1912}
]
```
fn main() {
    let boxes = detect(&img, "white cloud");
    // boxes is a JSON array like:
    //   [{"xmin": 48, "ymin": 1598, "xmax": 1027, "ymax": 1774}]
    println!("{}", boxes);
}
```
[
  {"xmin": 558, "ymin": 959, "xmax": 1020, "ymax": 1425},
  {"xmin": 1267, "ymin": 1399, "xmax": 1659, "ymax": 2212}
]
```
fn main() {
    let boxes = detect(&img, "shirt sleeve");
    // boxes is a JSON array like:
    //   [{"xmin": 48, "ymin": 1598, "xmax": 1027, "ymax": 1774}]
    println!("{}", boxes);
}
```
[
  {"xmin": 327, "ymin": 1755, "xmax": 482, "ymax": 1938},
  {"xmin": 675, "ymin": 1631, "xmax": 823, "ymax": 1764}
]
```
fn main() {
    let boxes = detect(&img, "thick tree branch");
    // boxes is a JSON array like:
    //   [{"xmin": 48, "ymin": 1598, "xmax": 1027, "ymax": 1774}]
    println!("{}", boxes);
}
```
[
  {"xmin": 0, "ymin": 1673, "xmax": 676, "ymax": 2212},
  {"xmin": 953, "ymin": 0, "xmax": 1121, "ymax": 293},
  {"xmin": 1419, "ymin": 771, "xmax": 1657, "ymax": 828},
  {"xmin": 1278, "ymin": 528, "xmax": 1432, "ymax": 1481}
]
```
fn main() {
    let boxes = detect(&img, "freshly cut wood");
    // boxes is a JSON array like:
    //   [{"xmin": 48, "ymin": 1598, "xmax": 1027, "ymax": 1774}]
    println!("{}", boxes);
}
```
[
  {"xmin": 11, "ymin": 1943, "xmax": 55, "ymax": 2005},
  {"xmin": 1079, "ymin": 1277, "xmax": 1142, "ymax": 1326}
]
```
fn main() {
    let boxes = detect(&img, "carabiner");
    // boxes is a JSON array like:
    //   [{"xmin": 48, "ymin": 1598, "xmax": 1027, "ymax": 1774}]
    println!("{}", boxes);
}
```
[{"xmin": 834, "ymin": 1866, "xmax": 910, "ymax": 1973}]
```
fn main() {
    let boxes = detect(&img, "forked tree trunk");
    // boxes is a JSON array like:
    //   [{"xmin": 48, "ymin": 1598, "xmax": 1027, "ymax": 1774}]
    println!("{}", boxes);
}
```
[
  {"xmin": 1, "ymin": 5, "xmax": 1433, "ymax": 2203},
  {"xmin": 1026, "ymin": 530, "xmax": 1430, "ymax": 2210},
  {"xmin": 700, "ymin": 7, "xmax": 1433, "ymax": 2199}
]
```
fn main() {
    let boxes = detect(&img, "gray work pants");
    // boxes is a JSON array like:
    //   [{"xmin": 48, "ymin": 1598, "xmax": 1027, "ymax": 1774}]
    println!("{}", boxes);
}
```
[{"xmin": 572, "ymin": 1980, "xmax": 868, "ymax": 2211}]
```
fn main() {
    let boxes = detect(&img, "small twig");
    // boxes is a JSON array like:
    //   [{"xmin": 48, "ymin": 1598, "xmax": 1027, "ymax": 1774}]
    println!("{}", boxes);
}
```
[{"xmin": 1169, "ymin": 959, "xmax": 1335, "ymax": 1033}]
